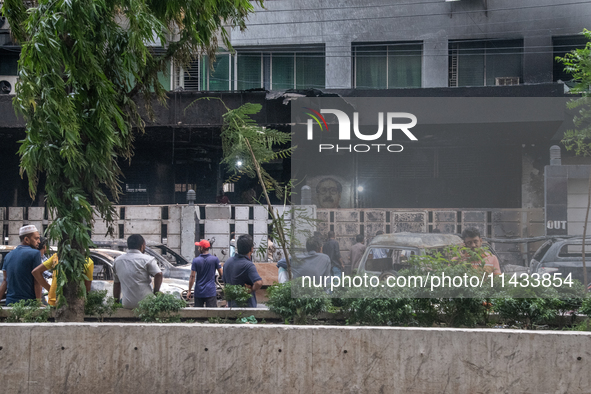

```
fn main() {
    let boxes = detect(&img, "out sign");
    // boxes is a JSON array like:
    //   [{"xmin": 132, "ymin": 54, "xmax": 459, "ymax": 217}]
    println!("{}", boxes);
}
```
[{"xmin": 547, "ymin": 220, "xmax": 567, "ymax": 230}]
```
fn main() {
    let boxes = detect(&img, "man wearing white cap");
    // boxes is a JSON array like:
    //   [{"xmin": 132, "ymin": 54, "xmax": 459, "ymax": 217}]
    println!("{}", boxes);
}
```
[{"xmin": 0, "ymin": 225, "xmax": 42, "ymax": 305}]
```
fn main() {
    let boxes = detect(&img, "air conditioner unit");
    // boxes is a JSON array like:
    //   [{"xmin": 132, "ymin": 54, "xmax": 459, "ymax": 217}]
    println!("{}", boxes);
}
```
[
  {"xmin": 495, "ymin": 77, "xmax": 520, "ymax": 86},
  {"xmin": 0, "ymin": 75, "xmax": 17, "ymax": 95}
]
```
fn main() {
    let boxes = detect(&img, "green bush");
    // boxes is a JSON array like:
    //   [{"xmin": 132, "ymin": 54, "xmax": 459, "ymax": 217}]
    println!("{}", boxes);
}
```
[
  {"xmin": 134, "ymin": 293, "xmax": 186, "ymax": 323},
  {"xmin": 84, "ymin": 290, "xmax": 122, "ymax": 322},
  {"xmin": 6, "ymin": 299, "xmax": 50, "ymax": 323},
  {"xmin": 581, "ymin": 297, "xmax": 591, "ymax": 318},
  {"xmin": 492, "ymin": 283, "xmax": 561, "ymax": 330},
  {"xmin": 223, "ymin": 284, "xmax": 253, "ymax": 307},
  {"xmin": 266, "ymin": 280, "xmax": 328, "ymax": 324}
]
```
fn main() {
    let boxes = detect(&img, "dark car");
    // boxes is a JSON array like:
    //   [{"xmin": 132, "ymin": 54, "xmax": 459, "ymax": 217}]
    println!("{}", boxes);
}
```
[{"xmin": 529, "ymin": 237, "xmax": 591, "ymax": 287}]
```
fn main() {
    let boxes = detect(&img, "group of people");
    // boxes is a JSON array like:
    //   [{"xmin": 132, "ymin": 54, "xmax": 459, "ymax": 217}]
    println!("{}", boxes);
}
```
[{"xmin": 274, "ymin": 226, "xmax": 501, "ymax": 285}]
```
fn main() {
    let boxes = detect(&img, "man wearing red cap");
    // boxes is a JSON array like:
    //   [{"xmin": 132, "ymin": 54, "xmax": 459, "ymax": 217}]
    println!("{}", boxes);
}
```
[{"xmin": 188, "ymin": 239, "xmax": 222, "ymax": 307}]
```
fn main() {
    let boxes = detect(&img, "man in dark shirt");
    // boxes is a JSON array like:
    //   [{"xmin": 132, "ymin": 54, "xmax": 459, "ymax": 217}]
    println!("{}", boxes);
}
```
[
  {"xmin": 322, "ymin": 231, "xmax": 344, "ymax": 277},
  {"xmin": 277, "ymin": 237, "xmax": 331, "ymax": 282},
  {"xmin": 350, "ymin": 234, "xmax": 366, "ymax": 274},
  {"xmin": 188, "ymin": 239, "xmax": 222, "ymax": 307},
  {"xmin": 222, "ymin": 234, "xmax": 263, "ymax": 307},
  {"xmin": 0, "ymin": 225, "xmax": 42, "ymax": 305}
]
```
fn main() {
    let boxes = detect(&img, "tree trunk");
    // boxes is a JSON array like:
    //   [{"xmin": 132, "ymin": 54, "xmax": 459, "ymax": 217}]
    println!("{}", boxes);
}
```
[
  {"xmin": 244, "ymin": 138, "xmax": 292, "ymax": 279},
  {"xmin": 54, "ymin": 281, "xmax": 85, "ymax": 322},
  {"xmin": 582, "ymin": 170, "xmax": 591, "ymax": 294}
]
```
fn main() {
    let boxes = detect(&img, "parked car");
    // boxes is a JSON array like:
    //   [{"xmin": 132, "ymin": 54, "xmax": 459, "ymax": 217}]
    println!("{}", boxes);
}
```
[
  {"xmin": 529, "ymin": 237, "xmax": 591, "ymax": 287},
  {"xmin": 357, "ymin": 232, "xmax": 465, "ymax": 280}
]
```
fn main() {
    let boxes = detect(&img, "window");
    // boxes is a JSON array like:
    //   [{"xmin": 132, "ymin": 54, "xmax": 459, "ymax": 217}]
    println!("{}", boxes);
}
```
[
  {"xmin": 0, "ymin": 50, "xmax": 19, "ymax": 75},
  {"xmin": 553, "ymin": 35, "xmax": 591, "ymax": 83},
  {"xmin": 201, "ymin": 53, "xmax": 232, "ymax": 91},
  {"xmin": 449, "ymin": 39, "xmax": 523, "ymax": 87},
  {"xmin": 353, "ymin": 42, "xmax": 422, "ymax": 89},
  {"xmin": 234, "ymin": 47, "xmax": 326, "ymax": 90}
]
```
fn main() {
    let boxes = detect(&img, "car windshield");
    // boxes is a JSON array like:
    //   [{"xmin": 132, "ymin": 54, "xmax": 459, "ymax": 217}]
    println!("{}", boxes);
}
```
[{"xmin": 364, "ymin": 247, "xmax": 417, "ymax": 272}]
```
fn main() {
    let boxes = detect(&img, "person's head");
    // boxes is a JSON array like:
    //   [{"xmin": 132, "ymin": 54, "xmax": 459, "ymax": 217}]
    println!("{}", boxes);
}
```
[
  {"xmin": 355, "ymin": 234, "xmax": 364, "ymax": 244},
  {"xmin": 19, "ymin": 225, "xmax": 40, "ymax": 248},
  {"xmin": 127, "ymin": 234, "xmax": 146, "ymax": 252},
  {"xmin": 37, "ymin": 236, "xmax": 48, "ymax": 256},
  {"xmin": 237, "ymin": 234, "xmax": 254, "ymax": 256},
  {"xmin": 376, "ymin": 230, "xmax": 384, "ymax": 236},
  {"xmin": 327, "ymin": 231, "xmax": 335, "ymax": 240},
  {"xmin": 316, "ymin": 178, "xmax": 342, "ymax": 209},
  {"xmin": 195, "ymin": 239, "xmax": 211, "ymax": 254},
  {"xmin": 461, "ymin": 227, "xmax": 482, "ymax": 250},
  {"xmin": 230, "ymin": 232, "xmax": 235, "ymax": 240},
  {"xmin": 306, "ymin": 237, "xmax": 322, "ymax": 253}
]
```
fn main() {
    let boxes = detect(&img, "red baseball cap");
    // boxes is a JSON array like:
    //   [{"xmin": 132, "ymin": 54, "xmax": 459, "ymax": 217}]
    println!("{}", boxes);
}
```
[{"xmin": 195, "ymin": 239, "xmax": 211, "ymax": 248}]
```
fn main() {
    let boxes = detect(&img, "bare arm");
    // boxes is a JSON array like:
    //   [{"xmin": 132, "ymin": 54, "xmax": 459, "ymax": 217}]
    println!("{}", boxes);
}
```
[
  {"xmin": 0, "ymin": 271, "xmax": 7, "ymax": 301},
  {"xmin": 217, "ymin": 268, "xmax": 223, "ymax": 277},
  {"xmin": 187, "ymin": 271, "xmax": 196, "ymax": 299},
  {"xmin": 153, "ymin": 272, "xmax": 163, "ymax": 293},
  {"xmin": 31, "ymin": 264, "xmax": 51, "ymax": 292},
  {"xmin": 250, "ymin": 279, "xmax": 263, "ymax": 293},
  {"xmin": 84, "ymin": 280, "xmax": 91, "ymax": 294},
  {"xmin": 113, "ymin": 282, "xmax": 121, "ymax": 301},
  {"xmin": 34, "ymin": 280, "xmax": 42, "ymax": 300}
]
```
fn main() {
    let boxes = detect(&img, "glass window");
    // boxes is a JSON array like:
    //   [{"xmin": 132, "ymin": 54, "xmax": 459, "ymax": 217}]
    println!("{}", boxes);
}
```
[
  {"xmin": 201, "ymin": 54, "xmax": 231, "ymax": 91},
  {"xmin": 272, "ymin": 53, "xmax": 294, "ymax": 90},
  {"xmin": 0, "ymin": 52, "xmax": 19, "ymax": 75},
  {"xmin": 296, "ymin": 52, "xmax": 325, "ymax": 89},
  {"xmin": 355, "ymin": 45, "xmax": 387, "ymax": 89},
  {"xmin": 237, "ymin": 53, "xmax": 261, "ymax": 90},
  {"xmin": 388, "ymin": 44, "xmax": 422, "ymax": 88},
  {"xmin": 449, "ymin": 39, "xmax": 522, "ymax": 87},
  {"xmin": 354, "ymin": 43, "xmax": 422, "ymax": 89}
]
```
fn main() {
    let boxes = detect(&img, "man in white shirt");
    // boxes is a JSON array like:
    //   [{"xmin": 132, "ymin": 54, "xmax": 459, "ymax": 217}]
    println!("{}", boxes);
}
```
[{"xmin": 113, "ymin": 234, "xmax": 163, "ymax": 309}]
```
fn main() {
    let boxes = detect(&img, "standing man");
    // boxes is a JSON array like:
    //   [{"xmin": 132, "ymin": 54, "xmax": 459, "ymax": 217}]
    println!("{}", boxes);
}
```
[
  {"xmin": 349, "ymin": 234, "xmax": 366, "ymax": 274},
  {"xmin": 188, "ymin": 239, "xmax": 222, "ymax": 307},
  {"xmin": 461, "ymin": 227, "xmax": 502, "ymax": 275},
  {"xmin": 222, "ymin": 234, "xmax": 263, "ymax": 308},
  {"xmin": 113, "ymin": 234, "xmax": 163, "ymax": 309},
  {"xmin": 277, "ymin": 236, "xmax": 331, "ymax": 283},
  {"xmin": 323, "ymin": 231, "xmax": 344, "ymax": 277},
  {"xmin": 0, "ymin": 225, "xmax": 42, "ymax": 305}
]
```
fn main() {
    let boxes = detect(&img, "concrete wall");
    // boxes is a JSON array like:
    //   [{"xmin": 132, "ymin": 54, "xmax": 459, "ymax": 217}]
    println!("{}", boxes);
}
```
[
  {"xmin": 0, "ymin": 204, "xmax": 316, "ymax": 264},
  {"xmin": 229, "ymin": 0, "xmax": 590, "ymax": 88},
  {"xmin": 0, "ymin": 323, "xmax": 590, "ymax": 393},
  {"xmin": 318, "ymin": 208, "xmax": 545, "ymax": 267}
]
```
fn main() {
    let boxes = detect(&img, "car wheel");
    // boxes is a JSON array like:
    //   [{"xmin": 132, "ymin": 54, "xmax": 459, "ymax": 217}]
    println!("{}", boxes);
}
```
[{"xmin": 379, "ymin": 271, "xmax": 398, "ymax": 281}]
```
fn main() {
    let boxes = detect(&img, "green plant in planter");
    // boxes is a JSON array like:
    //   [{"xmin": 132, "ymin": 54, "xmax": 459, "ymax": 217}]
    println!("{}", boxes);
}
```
[
  {"xmin": 134, "ymin": 293, "xmax": 186, "ymax": 323},
  {"xmin": 266, "ymin": 280, "xmax": 328, "ymax": 324},
  {"xmin": 492, "ymin": 282, "xmax": 561, "ymax": 330},
  {"xmin": 224, "ymin": 284, "xmax": 253, "ymax": 307},
  {"xmin": 84, "ymin": 290, "xmax": 122, "ymax": 322},
  {"xmin": 6, "ymin": 299, "xmax": 50, "ymax": 323}
]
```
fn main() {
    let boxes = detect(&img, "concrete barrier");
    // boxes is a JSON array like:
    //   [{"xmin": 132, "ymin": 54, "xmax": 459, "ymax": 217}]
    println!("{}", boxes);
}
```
[{"xmin": 0, "ymin": 323, "xmax": 590, "ymax": 393}]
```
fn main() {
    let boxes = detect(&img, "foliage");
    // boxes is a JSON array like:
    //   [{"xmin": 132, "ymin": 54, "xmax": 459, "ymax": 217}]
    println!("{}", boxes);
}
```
[
  {"xmin": 223, "ymin": 284, "xmax": 253, "ymax": 307},
  {"xmin": 236, "ymin": 315, "xmax": 258, "ymax": 324},
  {"xmin": 492, "ymin": 282, "xmax": 562, "ymax": 330},
  {"xmin": 582, "ymin": 296, "xmax": 591, "ymax": 318},
  {"xmin": 567, "ymin": 319, "xmax": 591, "ymax": 331},
  {"xmin": 266, "ymin": 280, "xmax": 328, "ymax": 324},
  {"xmin": 6, "ymin": 299, "xmax": 50, "ymax": 323},
  {"xmin": 84, "ymin": 290, "xmax": 121, "ymax": 322},
  {"xmin": 220, "ymin": 102, "xmax": 292, "ymax": 199},
  {"xmin": 2, "ymin": 0, "xmax": 261, "ymax": 319},
  {"xmin": 134, "ymin": 293, "xmax": 186, "ymax": 323}
]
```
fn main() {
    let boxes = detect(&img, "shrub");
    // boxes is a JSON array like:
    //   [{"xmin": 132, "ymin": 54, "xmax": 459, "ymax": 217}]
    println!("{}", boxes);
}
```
[
  {"xmin": 6, "ymin": 299, "xmax": 50, "ymax": 323},
  {"xmin": 266, "ymin": 280, "xmax": 328, "ymax": 324},
  {"xmin": 134, "ymin": 293, "xmax": 186, "ymax": 323},
  {"xmin": 84, "ymin": 290, "xmax": 122, "ymax": 322},
  {"xmin": 581, "ymin": 297, "xmax": 591, "ymax": 318},
  {"xmin": 492, "ymin": 283, "xmax": 561, "ymax": 330},
  {"xmin": 223, "ymin": 284, "xmax": 253, "ymax": 307}
]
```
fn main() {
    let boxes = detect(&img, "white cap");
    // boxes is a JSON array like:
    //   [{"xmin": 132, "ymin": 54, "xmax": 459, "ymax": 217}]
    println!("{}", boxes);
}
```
[{"xmin": 19, "ymin": 225, "xmax": 39, "ymax": 236}]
